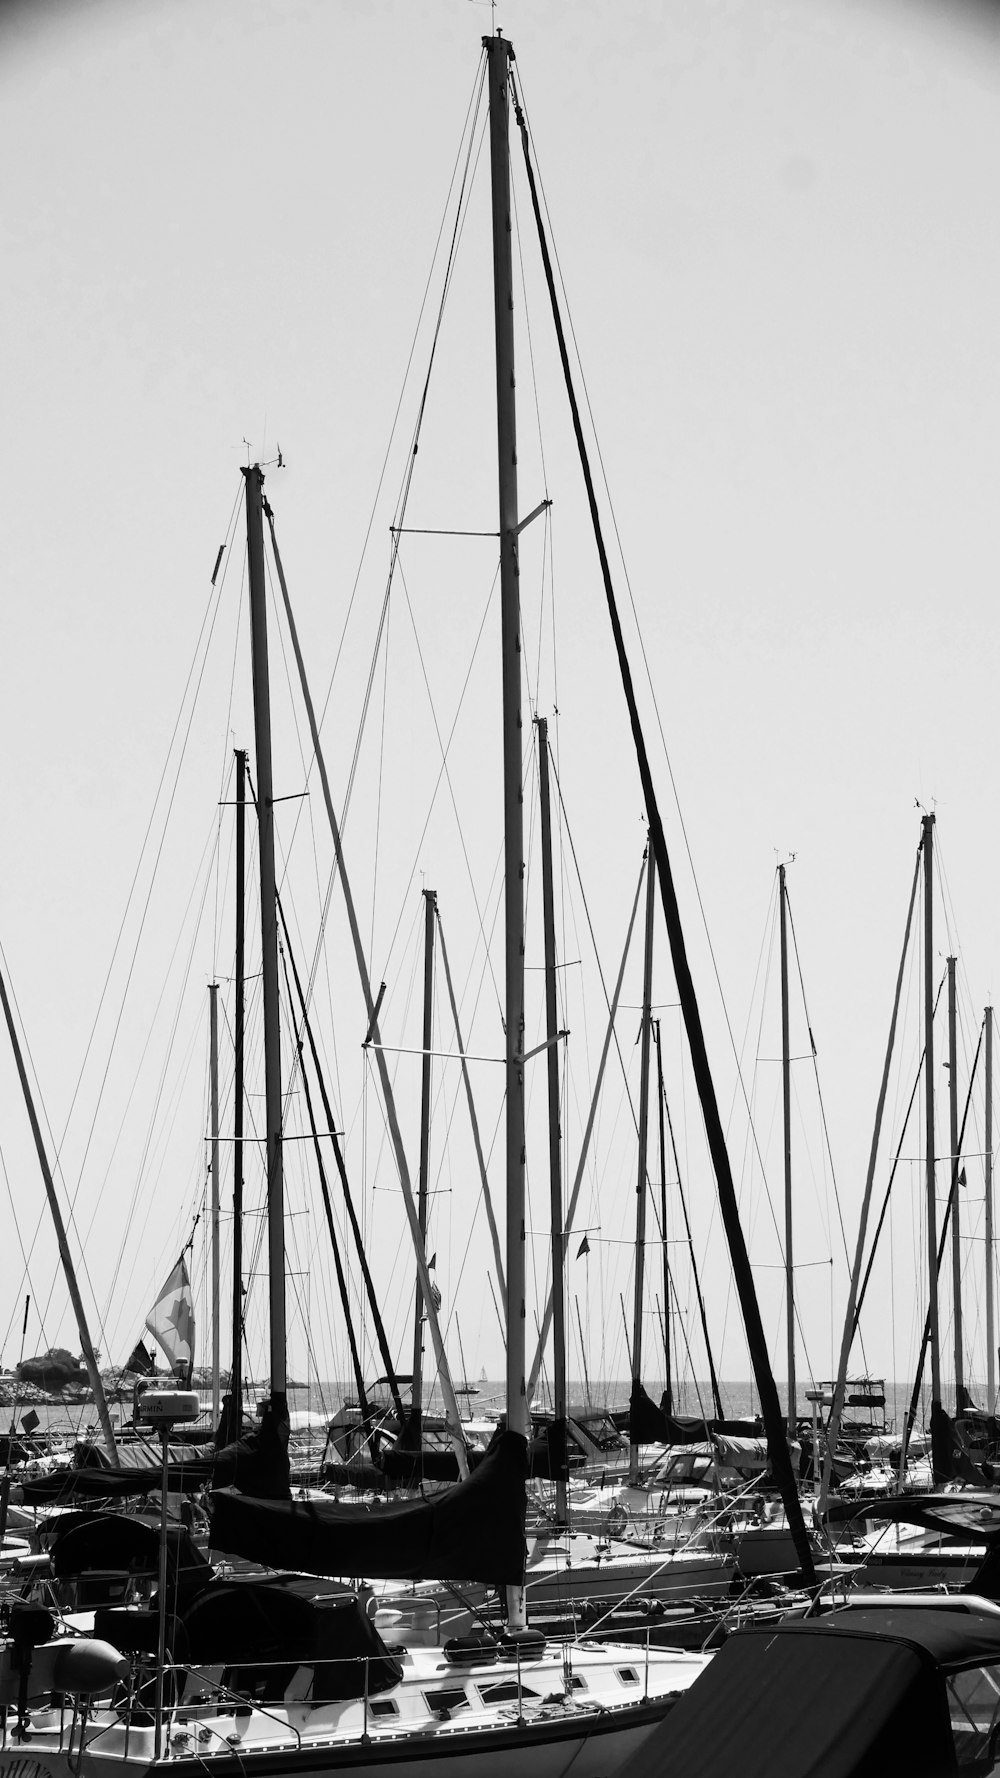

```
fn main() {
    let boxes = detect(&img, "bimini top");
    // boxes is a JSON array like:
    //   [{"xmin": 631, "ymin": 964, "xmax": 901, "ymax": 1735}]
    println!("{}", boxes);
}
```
[
  {"xmin": 616, "ymin": 1607, "xmax": 1000, "ymax": 1778},
  {"xmin": 818, "ymin": 1604, "xmax": 1000, "ymax": 1669},
  {"xmin": 825, "ymin": 1490, "xmax": 1000, "ymax": 1543}
]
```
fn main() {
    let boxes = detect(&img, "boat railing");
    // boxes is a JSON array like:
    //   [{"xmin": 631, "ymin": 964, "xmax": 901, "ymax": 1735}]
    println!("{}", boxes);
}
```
[
  {"xmin": 0, "ymin": 1651, "xmax": 413, "ymax": 1759},
  {"xmin": 376, "ymin": 1588, "xmax": 448, "ymax": 1642}
]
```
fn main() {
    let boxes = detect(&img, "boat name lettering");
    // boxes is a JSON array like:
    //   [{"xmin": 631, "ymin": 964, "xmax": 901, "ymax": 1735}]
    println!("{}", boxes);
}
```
[{"xmin": 4, "ymin": 1758, "xmax": 51, "ymax": 1778}]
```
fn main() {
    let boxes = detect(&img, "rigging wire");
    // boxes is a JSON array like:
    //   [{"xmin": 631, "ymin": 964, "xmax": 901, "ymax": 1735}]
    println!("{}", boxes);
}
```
[
  {"xmin": 378, "ymin": 555, "xmax": 503, "ymax": 1019},
  {"xmin": 0, "ymin": 481, "xmax": 243, "ymax": 1368},
  {"xmin": 513, "ymin": 66, "xmax": 815, "ymax": 1385}
]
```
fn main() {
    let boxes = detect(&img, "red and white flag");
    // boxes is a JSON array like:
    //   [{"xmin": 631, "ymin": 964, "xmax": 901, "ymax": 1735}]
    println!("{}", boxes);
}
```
[{"xmin": 145, "ymin": 1257, "xmax": 195, "ymax": 1377}]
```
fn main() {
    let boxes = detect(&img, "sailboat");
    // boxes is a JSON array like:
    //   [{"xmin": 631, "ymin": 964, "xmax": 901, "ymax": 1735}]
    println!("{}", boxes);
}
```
[{"xmin": 0, "ymin": 33, "xmax": 722, "ymax": 1778}]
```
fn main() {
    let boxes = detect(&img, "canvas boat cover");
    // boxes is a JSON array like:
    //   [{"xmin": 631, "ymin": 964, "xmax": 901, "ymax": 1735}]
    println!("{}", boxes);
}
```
[
  {"xmin": 209, "ymin": 1429, "xmax": 527, "ymax": 1585},
  {"xmin": 19, "ymin": 1461, "xmax": 214, "ymax": 1504},
  {"xmin": 865, "ymin": 1431, "xmax": 932, "ymax": 1463},
  {"xmin": 618, "ymin": 1617, "xmax": 960, "ymax": 1778},
  {"xmin": 711, "ymin": 1434, "xmax": 770, "ymax": 1468},
  {"xmin": 824, "ymin": 1490, "xmax": 1000, "ymax": 1543},
  {"xmin": 178, "ymin": 1574, "xmax": 402, "ymax": 1702},
  {"xmin": 49, "ymin": 1512, "xmax": 211, "ymax": 1589},
  {"xmin": 212, "ymin": 1393, "xmax": 291, "ymax": 1498},
  {"xmin": 628, "ymin": 1380, "xmax": 765, "ymax": 1446}
]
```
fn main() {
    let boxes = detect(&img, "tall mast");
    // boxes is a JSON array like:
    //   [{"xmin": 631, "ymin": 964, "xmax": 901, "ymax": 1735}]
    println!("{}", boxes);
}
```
[
  {"xmin": 265, "ymin": 511, "xmax": 468, "ymax": 1474},
  {"xmin": 209, "ymin": 981, "xmax": 220, "ymax": 1425},
  {"xmin": 987, "ymin": 1005, "xmax": 995, "ymax": 1412},
  {"xmin": 779, "ymin": 863, "xmax": 795, "ymax": 1432},
  {"xmin": 923, "ymin": 813, "xmax": 940, "ymax": 1413},
  {"xmin": 243, "ymin": 466, "xmax": 285, "ymax": 1404},
  {"xmin": 538, "ymin": 718, "xmax": 567, "ymax": 1525},
  {"xmin": 485, "ymin": 30, "xmax": 527, "ymax": 1630},
  {"xmin": 948, "ymin": 956, "xmax": 963, "ymax": 1410},
  {"xmin": 410, "ymin": 889, "xmax": 436, "ymax": 1439},
  {"xmin": 0, "ymin": 965, "xmax": 118, "ymax": 1463},
  {"xmin": 654, "ymin": 1018, "xmax": 672, "ymax": 1417},
  {"xmin": 630, "ymin": 839, "xmax": 655, "ymax": 1484},
  {"xmin": 231, "ymin": 747, "xmax": 246, "ymax": 1425}
]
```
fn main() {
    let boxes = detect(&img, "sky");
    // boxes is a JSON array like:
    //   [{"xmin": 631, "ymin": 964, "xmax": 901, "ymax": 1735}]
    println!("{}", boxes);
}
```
[{"xmin": 3, "ymin": 0, "xmax": 1000, "ymax": 1420}]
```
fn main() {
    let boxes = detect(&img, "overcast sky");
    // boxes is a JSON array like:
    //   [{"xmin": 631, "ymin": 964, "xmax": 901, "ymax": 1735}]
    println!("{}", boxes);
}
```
[{"xmin": 3, "ymin": 0, "xmax": 1000, "ymax": 1418}]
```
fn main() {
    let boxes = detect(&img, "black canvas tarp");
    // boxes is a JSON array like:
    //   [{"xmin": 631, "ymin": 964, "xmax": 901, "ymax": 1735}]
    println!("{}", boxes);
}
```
[
  {"xmin": 380, "ymin": 1438, "xmax": 466, "ymax": 1483},
  {"xmin": 179, "ymin": 1575, "xmax": 402, "ymax": 1702},
  {"xmin": 20, "ymin": 1461, "xmax": 214, "ymax": 1505},
  {"xmin": 50, "ymin": 1512, "xmax": 211, "ymax": 1592},
  {"xmin": 619, "ymin": 1620, "xmax": 957, "ymax": 1778},
  {"xmin": 212, "ymin": 1393, "xmax": 291, "ymax": 1498},
  {"xmin": 629, "ymin": 1381, "xmax": 670, "ymax": 1445},
  {"xmin": 629, "ymin": 1381, "xmax": 765, "ymax": 1447},
  {"xmin": 209, "ymin": 1429, "xmax": 527, "ymax": 1584},
  {"xmin": 525, "ymin": 1418, "xmax": 569, "ymax": 1481}
]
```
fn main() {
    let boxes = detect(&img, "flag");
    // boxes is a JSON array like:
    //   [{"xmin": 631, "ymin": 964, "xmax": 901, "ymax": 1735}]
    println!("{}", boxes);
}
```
[
  {"xmin": 577, "ymin": 1235, "xmax": 591, "ymax": 1258},
  {"xmin": 145, "ymin": 1257, "xmax": 195, "ymax": 1378},
  {"xmin": 429, "ymin": 1280, "xmax": 442, "ymax": 1312},
  {"xmin": 20, "ymin": 1409, "xmax": 39, "ymax": 1434},
  {"xmin": 124, "ymin": 1339, "xmax": 155, "ymax": 1377},
  {"xmin": 428, "ymin": 1252, "xmax": 437, "ymax": 1269}
]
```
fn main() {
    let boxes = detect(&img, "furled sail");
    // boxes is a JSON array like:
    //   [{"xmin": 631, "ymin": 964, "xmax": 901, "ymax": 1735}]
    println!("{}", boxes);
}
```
[
  {"xmin": 209, "ymin": 1429, "xmax": 527, "ymax": 1584},
  {"xmin": 629, "ymin": 1379, "xmax": 764, "ymax": 1447}
]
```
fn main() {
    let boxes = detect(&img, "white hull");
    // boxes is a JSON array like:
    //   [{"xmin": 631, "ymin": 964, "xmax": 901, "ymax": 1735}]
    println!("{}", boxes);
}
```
[{"xmin": 0, "ymin": 1640, "xmax": 708, "ymax": 1778}]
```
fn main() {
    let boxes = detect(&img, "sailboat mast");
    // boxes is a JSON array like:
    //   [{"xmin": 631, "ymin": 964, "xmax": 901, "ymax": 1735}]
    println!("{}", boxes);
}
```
[
  {"xmin": 243, "ymin": 465, "xmax": 286, "ymax": 1403},
  {"xmin": 923, "ymin": 814, "xmax": 940, "ymax": 1414},
  {"xmin": 538, "ymin": 718, "xmax": 567, "ymax": 1524},
  {"xmin": 231, "ymin": 747, "xmax": 246, "ymax": 1425},
  {"xmin": 948, "ymin": 955, "xmax": 963, "ymax": 1409},
  {"xmin": 0, "ymin": 964, "xmax": 118, "ymax": 1463},
  {"xmin": 265, "ymin": 510, "xmax": 468, "ymax": 1473},
  {"xmin": 779, "ymin": 863, "xmax": 795, "ymax": 1431},
  {"xmin": 987, "ymin": 1005, "xmax": 995, "ymax": 1411},
  {"xmin": 654, "ymin": 1018, "xmax": 672, "ymax": 1417},
  {"xmin": 630, "ymin": 840, "xmax": 655, "ymax": 1484},
  {"xmin": 485, "ymin": 30, "xmax": 527, "ymax": 1628},
  {"xmin": 411, "ymin": 889, "xmax": 436, "ymax": 1436},
  {"xmin": 209, "ymin": 981, "xmax": 220, "ymax": 1424}
]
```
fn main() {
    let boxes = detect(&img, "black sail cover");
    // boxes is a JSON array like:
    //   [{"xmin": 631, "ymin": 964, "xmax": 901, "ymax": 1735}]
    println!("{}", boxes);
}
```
[
  {"xmin": 213, "ymin": 1393, "xmax": 291, "ymax": 1499},
  {"xmin": 629, "ymin": 1380, "xmax": 762, "ymax": 1447},
  {"xmin": 210, "ymin": 1430, "xmax": 527, "ymax": 1585}
]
